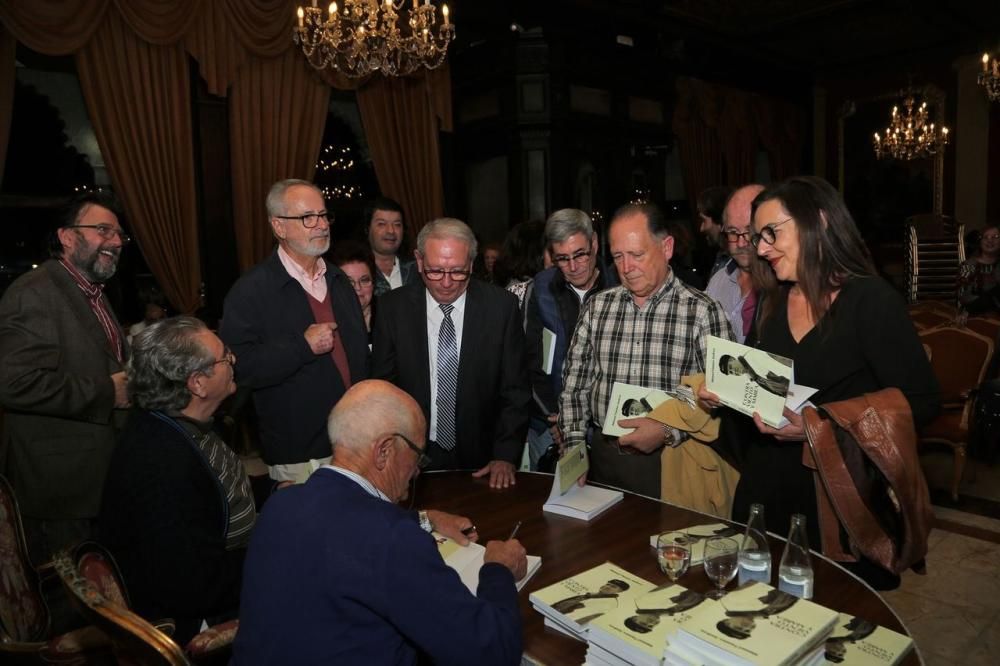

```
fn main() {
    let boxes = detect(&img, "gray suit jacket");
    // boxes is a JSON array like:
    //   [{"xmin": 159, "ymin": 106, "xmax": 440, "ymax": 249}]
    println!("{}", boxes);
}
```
[{"xmin": 0, "ymin": 260, "xmax": 125, "ymax": 520}]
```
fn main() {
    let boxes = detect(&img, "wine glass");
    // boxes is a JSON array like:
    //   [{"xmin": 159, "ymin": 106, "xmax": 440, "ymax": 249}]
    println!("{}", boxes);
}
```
[
  {"xmin": 656, "ymin": 532, "xmax": 691, "ymax": 582},
  {"xmin": 703, "ymin": 536, "xmax": 739, "ymax": 599}
]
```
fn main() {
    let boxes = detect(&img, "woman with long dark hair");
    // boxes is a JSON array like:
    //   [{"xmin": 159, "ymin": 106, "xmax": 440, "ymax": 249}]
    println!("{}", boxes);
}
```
[{"xmin": 701, "ymin": 176, "xmax": 939, "ymax": 589}]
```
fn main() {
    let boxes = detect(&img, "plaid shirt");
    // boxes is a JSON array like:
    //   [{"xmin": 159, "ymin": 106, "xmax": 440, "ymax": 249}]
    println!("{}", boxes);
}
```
[{"xmin": 558, "ymin": 271, "xmax": 734, "ymax": 435}]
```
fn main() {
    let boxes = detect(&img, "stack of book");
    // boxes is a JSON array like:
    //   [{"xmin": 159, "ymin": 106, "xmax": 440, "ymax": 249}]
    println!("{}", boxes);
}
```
[
  {"xmin": 542, "ymin": 442, "xmax": 624, "ymax": 521},
  {"xmin": 664, "ymin": 582, "xmax": 839, "ymax": 666},
  {"xmin": 586, "ymin": 584, "xmax": 714, "ymax": 666},
  {"xmin": 528, "ymin": 562, "xmax": 654, "ymax": 642},
  {"xmin": 820, "ymin": 613, "xmax": 914, "ymax": 665}
]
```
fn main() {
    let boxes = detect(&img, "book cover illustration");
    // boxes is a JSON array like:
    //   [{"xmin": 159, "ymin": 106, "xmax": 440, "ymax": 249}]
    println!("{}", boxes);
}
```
[
  {"xmin": 706, "ymin": 336, "xmax": 797, "ymax": 428},
  {"xmin": 822, "ymin": 613, "xmax": 914, "ymax": 665},
  {"xmin": 530, "ymin": 562, "xmax": 654, "ymax": 631}
]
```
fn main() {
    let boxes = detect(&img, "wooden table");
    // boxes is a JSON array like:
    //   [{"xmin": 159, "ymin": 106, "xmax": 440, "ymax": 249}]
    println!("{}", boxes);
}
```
[{"xmin": 414, "ymin": 470, "xmax": 920, "ymax": 666}]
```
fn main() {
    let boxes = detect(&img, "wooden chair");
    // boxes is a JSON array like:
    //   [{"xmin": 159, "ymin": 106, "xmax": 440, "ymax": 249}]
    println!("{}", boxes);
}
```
[
  {"xmin": 59, "ymin": 541, "xmax": 238, "ymax": 666},
  {"xmin": 909, "ymin": 309, "xmax": 952, "ymax": 331},
  {"xmin": 918, "ymin": 326, "xmax": 995, "ymax": 501},
  {"xmin": 54, "ymin": 551, "xmax": 191, "ymax": 666},
  {"xmin": 904, "ymin": 215, "xmax": 966, "ymax": 303},
  {"xmin": 0, "ymin": 474, "xmax": 110, "ymax": 664}
]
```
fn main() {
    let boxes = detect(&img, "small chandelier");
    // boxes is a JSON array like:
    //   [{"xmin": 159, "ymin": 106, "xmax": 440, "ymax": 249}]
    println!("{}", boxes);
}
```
[
  {"xmin": 294, "ymin": 0, "xmax": 454, "ymax": 79},
  {"xmin": 980, "ymin": 53, "xmax": 1000, "ymax": 102},
  {"xmin": 872, "ymin": 92, "xmax": 949, "ymax": 161}
]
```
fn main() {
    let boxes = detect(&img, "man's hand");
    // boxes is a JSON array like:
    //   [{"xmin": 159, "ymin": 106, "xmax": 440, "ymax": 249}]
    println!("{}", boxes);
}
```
[
  {"xmin": 696, "ymin": 381, "xmax": 722, "ymax": 411},
  {"xmin": 111, "ymin": 371, "xmax": 129, "ymax": 408},
  {"xmin": 304, "ymin": 322, "xmax": 337, "ymax": 355},
  {"xmin": 484, "ymin": 539, "xmax": 528, "ymax": 581},
  {"xmin": 753, "ymin": 408, "xmax": 806, "ymax": 442},
  {"xmin": 425, "ymin": 509, "xmax": 478, "ymax": 546},
  {"xmin": 616, "ymin": 417, "xmax": 667, "ymax": 454},
  {"xmin": 472, "ymin": 460, "xmax": 516, "ymax": 489}
]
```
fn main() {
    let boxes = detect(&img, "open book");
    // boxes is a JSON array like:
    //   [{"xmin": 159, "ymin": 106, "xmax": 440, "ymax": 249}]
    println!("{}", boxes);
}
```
[
  {"xmin": 434, "ymin": 533, "xmax": 541, "ymax": 593},
  {"xmin": 705, "ymin": 336, "xmax": 817, "ymax": 428},
  {"xmin": 542, "ymin": 441, "xmax": 623, "ymax": 521}
]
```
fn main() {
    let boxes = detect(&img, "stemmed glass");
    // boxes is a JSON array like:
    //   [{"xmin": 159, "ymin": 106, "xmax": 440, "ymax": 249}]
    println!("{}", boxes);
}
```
[
  {"xmin": 703, "ymin": 536, "xmax": 739, "ymax": 599},
  {"xmin": 656, "ymin": 532, "xmax": 691, "ymax": 582}
]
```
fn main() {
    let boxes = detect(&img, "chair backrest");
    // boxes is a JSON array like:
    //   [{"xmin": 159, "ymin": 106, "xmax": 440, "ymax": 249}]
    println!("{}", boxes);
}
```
[
  {"xmin": 965, "ymin": 316, "xmax": 1000, "ymax": 344},
  {"xmin": 919, "ymin": 326, "xmax": 994, "ymax": 405},
  {"xmin": 0, "ymin": 474, "xmax": 49, "ymax": 643},
  {"xmin": 54, "ymin": 553, "xmax": 190, "ymax": 666},
  {"xmin": 909, "ymin": 309, "xmax": 952, "ymax": 331},
  {"xmin": 74, "ymin": 541, "xmax": 131, "ymax": 608},
  {"xmin": 905, "ymin": 220, "xmax": 966, "ymax": 303}
]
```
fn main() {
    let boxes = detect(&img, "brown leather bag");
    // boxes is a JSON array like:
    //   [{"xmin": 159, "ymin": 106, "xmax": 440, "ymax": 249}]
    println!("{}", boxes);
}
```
[{"xmin": 801, "ymin": 388, "xmax": 933, "ymax": 575}]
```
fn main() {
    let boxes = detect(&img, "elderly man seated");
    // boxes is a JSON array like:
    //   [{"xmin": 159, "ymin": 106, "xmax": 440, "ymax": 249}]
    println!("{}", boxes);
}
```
[
  {"xmin": 234, "ymin": 379, "xmax": 527, "ymax": 665},
  {"xmin": 99, "ymin": 316, "xmax": 251, "ymax": 644}
]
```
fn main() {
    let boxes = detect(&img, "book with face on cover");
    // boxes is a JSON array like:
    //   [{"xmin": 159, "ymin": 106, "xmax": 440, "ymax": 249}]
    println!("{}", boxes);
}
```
[
  {"xmin": 705, "ymin": 336, "xmax": 817, "ymax": 428},
  {"xmin": 588, "ymin": 584, "xmax": 717, "ymax": 666},
  {"xmin": 529, "ymin": 562, "xmax": 655, "ymax": 642},
  {"xmin": 821, "ymin": 613, "xmax": 914, "ymax": 665},
  {"xmin": 433, "ymin": 533, "xmax": 541, "ymax": 593},
  {"xmin": 672, "ymin": 581, "xmax": 839, "ymax": 666},
  {"xmin": 542, "ymin": 441, "xmax": 624, "ymax": 521}
]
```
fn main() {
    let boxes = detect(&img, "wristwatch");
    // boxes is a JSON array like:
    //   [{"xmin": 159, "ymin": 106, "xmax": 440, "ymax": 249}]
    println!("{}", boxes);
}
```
[
  {"xmin": 661, "ymin": 424, "xmax": 687, "ymax": 449},
  {"xmin": 417, "ymin": 510, "xmax": 434, "ymax": 533}
]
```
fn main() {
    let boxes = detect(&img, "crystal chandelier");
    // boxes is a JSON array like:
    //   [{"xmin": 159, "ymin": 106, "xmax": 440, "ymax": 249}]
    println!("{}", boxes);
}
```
[
  {"xmin": 294, "ymin": 0, "xmax": 455, "ymax": 79},
  {"xmin": 872, "ymin": 92, "xmax": 949, "ymax": 161},
  {"xmin": 980, "ymin": 53, "xmax": 1000, "ymax": 102}
]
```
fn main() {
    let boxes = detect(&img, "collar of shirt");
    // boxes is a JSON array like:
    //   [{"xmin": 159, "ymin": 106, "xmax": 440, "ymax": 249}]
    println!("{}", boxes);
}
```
[
  {"xmin": 724, "ymin": 258, "xmax": 740, "ymax": 276},
  {"xmin": 58, "ymin": 257, "xmax": 102, "ymax": 299},
  {"xmin": 319, "ymin": 465, "xmax": 392, "ymax": 502},
  {"xmin": 387, "ymin": 256, "xmax": 404, "ymax": 289},
  {"xmin": 278, "ymin": 245, "xmax": 328, "ymax": 301},
  {"xmin": 617, "ymin": 269, "xmax": 676, "ymax": 310}
]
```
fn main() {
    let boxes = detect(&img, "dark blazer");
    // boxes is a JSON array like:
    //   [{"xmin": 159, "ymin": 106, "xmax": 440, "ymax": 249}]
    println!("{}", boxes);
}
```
[
  {"xmin": 373, "ymin": 257, "xmax": 419, "ymax": 297},
  {"xmin": 234, "ymin": 469, "xmax": 522, "ymax": 665},
  {"xmin": 371, "ymin": 280, "xmax": 530, "ymax": 468},
  {"xmin": 220, "ymin": 250, "xmax": 370, "ymax": 465},
  {"xmin": 100, "ymin": 409, "xmax": 243, "ymax": 645},
  {"xmin": 0, "ymin": 259, "xmax": 125, "ymax": 520}
]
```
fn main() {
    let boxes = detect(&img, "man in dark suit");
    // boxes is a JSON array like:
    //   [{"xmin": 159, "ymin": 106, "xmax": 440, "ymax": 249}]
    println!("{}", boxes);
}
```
[
  {"xmin": 0, "ymin": 192, "xmax": 130, "ymax": 563},
  {"xmin": 367, "ymin": 195, "xmax": 419, "ymax": 296},
  {"xmin": 372, "ymin": 218, "xmax": 530, "ymax": 488},
  {"xmin": 221, "ymin": 179, "xmax": 369, "ymax": 483},
  {"xmin": 234, "ymin": 379, "xmax": 526, "ymax": 665}
]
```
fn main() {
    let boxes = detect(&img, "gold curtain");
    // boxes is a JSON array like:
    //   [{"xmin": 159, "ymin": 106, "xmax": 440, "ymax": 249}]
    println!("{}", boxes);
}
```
[
  {"xmin": 76, "ymin": 8, "xmax": 202, "ymax": 313},
  {"xmin": 357, "ymin": 65, "xmax": 451, "ymax": 240},
  {"xmin": 230, "ymin": 47, "xmax": 331, "ymax": 270},
  {"xmin": 0, "ymin": 24, "xmax": 15, "ymax": 185},
  {"xmin": 0, "ymin": 0, "xmax": 110, "ymax": 55},
  {"xmin": 718, "ymin": 89, "xmax": 756, "ymax": 186}
]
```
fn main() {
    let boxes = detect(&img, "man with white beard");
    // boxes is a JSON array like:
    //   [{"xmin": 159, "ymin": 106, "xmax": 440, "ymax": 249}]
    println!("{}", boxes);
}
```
[
  {"xmin": 0, "ymin": 192, "xmax": 130, "ymax": 563},
  {"xmin": 221, "ymin": 179, "xmax": 369, "ymax": 483}
]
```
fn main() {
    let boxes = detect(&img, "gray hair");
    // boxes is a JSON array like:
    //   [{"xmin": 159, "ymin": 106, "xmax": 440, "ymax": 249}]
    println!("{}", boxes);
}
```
[
  {"xmin": 265, "ymin": 178, "xmax": 319, "ymax": 219},
  {"xmin": 327, "ymin": 380, "xmax": 423, "ymax": 455},
  {"xmin": 127, "ymin": 316, "xmax": 214, "ymax": 411},
  {"xmin": 545, "ymin": 208, "xmax": 594, "ymax": 247},
  {"xmin": 416, "ymin": 218, "xmax": 478, "ymax": 263}
]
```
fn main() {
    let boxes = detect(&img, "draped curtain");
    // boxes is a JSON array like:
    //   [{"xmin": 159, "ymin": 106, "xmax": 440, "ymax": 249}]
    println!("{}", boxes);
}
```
[
  {"xmin": 673, "ymin": 76, "xmax": 804, "ymax": 210},
  {"xmin": 357, "ymin": 64, "xmax": 452, "ymax": 240},
  {"xmin": 0, "ymin": 0, "xmax": 452, "ymax": 299},
  {"xmin": 0, "ymin": 24, "xmax": 15, "ymax": 186}
]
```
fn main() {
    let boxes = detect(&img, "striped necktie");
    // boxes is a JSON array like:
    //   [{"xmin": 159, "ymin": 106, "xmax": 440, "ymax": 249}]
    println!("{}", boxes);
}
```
[{"xmin": 436, "ymin": 303, "xmax": 459, "ymax": 451}]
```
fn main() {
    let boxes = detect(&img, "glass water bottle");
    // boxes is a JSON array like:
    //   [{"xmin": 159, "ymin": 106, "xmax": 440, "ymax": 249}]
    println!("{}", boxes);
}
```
[
  {"xmin": 737, "ymin": 503, "xmax": 772, "ymax": 585},
  {"xmin": 778, "ymin": 513, "xmax": 814, "ymax": 599}
]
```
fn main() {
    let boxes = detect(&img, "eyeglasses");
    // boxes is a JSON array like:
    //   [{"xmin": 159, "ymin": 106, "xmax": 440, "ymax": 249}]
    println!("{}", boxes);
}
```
[
  {"xmin": 552, "ymin": 249, "xmax": 592, "ymax": 267},
  {"xmin": 983, "ymin": 233, "xmax": 1000, "ymax": 241},
  {"xmin": 346, "ymin": 275, "xmax": 373, "ymax": 289},
  {"xmin": 199, "ymin": 347, "xmax": 235, "ymax": 373},
  {"xmin": 394, "ymin": 432, "xmax": 431, "ymax": 469},
  {"xmin": 67, "ymin": 224, "xmax": 131, "ymax": 244},
  {"xmin": 422, "ymin": 268, "xmax": 471, "ymax": 282},
  {"xmin": 749, "ymin": 218, "xmax": 793, "ymax": 249},
  {"xmin": 275, "ymin": 212, "xmax": 332, "ymax": 229},
  {"xmin": 722, "ymin": 229, "xmax": 752, "ymax": 244}
]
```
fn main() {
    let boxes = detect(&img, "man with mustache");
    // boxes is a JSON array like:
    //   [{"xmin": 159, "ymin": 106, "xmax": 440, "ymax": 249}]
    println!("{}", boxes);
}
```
[
  {"xmin": 0, "ymin": 192, "xmax": 130, "ymax": 563},
  {"xmin": 221, "ymin": 179, "xmax": 369, "ymax": 483},
  {"xmin": 366, "ymin": 195, "xmax": 419, "ymax": 297},
  {"xmin": 705, "ymin": 185, "xmax": 764, "ymax": 343}
]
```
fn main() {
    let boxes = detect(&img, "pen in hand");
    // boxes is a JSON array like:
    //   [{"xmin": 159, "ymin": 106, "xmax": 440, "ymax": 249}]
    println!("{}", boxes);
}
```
[{"xmin": 508, "ymin": 520, "xmax": 522, "ymax": 540}]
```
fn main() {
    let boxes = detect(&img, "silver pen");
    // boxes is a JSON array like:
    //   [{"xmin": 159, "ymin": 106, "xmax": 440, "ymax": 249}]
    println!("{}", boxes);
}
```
[{"xmin": 508, "ymin": 520, "xmax": 522, "ymax": 540}]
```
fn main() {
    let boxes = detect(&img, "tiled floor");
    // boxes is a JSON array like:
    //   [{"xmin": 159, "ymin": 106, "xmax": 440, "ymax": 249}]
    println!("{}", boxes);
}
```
[{"xmin": 882, "ymin": 513, "xmax": 1000, "ymax": 665}]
